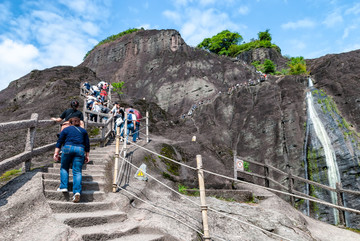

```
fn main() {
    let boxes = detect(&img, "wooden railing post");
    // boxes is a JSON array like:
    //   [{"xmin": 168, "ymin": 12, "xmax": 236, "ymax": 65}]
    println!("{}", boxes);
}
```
[
  {"xmin": 287, "ymin": 165, "xmax": 295, "ymax": 206},
  {"xmin": 264, "ymin": 160, "xmax": 269, "ymax": 188},
  {"xmin": 113, "ymin": 126, "xmax": 121, "ymax": 192},
  {"xmin": 23, "ymin": 113, "xmax": 38, "ymax": 172},
  {"xmin": 336, "ymin": 182, "xmax": 346, "ymax": 226},
  {"xmin": 233, "ymin": 152, "xmax": 237, "ymax": 180},
  {"xmin": 83, "ymin": 99, "xmax": 88, "ymax": 129},
  {"xmin": 196, "ymin": 155, "xmax": 211, "ymax": 240},
  {"xmin": 123, "ymin": 114, "xmax": 128, "ymax": 158},
  {"xmin": 146, "ymin": 111, "xmax": 149, "ymax": 143}
]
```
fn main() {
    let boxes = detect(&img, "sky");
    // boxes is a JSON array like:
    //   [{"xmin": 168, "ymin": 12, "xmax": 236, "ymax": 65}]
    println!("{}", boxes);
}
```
[{"xmin": 0, "ymin": 0, "xmax": 360, "ymax": 91}]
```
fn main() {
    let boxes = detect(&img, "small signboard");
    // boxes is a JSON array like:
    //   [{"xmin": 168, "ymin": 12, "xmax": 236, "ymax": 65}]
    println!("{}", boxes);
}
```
[
  {"xmin": 134, "ymin": 163, "xmax": 148, "ymax": 181},
  {"xmin": 235, "ymin": 158, "xmax": 244, "ymax": 171}
]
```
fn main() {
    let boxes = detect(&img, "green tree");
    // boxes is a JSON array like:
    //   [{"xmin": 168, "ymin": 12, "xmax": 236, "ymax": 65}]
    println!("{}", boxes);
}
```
[
  {"xmin": 258, "ymin": 29, "xmax": 272, "ymax": 41},
  {"xmin": 197, "ymin": 30, "xmax": 243, "ymax": 56},
  {"xmin": 288, "ymin": 56, "xmax": 307, "ymax": 75},
  {"xmin": 111, "ymin": 81, "xmax": 125, "ymax": 99},
  {"xmin": 263, "ymin": 59, "xmax": 276, "ymax": 74}
]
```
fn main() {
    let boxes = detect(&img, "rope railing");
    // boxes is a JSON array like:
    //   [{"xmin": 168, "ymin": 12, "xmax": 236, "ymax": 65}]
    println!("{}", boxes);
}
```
[
  {"xmin": 116, "ymin": 144, "xmax": 295, "ymax": 241},
  {"xmin": 125, "ymin": 139, "xmax": 360, "ymax": 216},
  {"xmin": 117, "ymin": 185, "xmax": 207, "ymax": 239}
]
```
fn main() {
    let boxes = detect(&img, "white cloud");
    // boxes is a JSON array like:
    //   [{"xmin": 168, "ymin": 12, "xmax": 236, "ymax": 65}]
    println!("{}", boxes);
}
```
[
  {"xmin": 0, "ymin": 1, "xmax": 107, "ymax": 90},
  {"xmin": 281, "ymin": 19, "xmax": 316, "ymax": 30},
  {"xmin": 238, "ymin": 6, "xmax": 249, "ymax": 15},
  {"xmin": 173, "ymin": 0, "xmax": 192, "ymax": 7},
  {"xmin": 199, "ymin": 0, "xmax": 216, "ymax": 6},
  {"xmin": 163, "ymin": 10, "xmax": 182, "ymax": 24},
  {"xmin": 342, "ymin": 24, "xmax": 357, "ymax": 39},
  {"xmin": 345, "ymin": 3, "xmax": 360, "ymax": 15},
  {"xmin": 322, "ymin": 11, "xmax": 343, "ymax": 28},
  {"xmin": 0, "ymin": 2, "xmax": 11, "ymax": 24},
  {"xmin": 0, "ymin": 38, "xmax": 40, "ymax": 90},
  {"xmin": 59, "ymin": 0, "xmax": 86, "ymax": 13},
  {"xmin": 342, "ymin": 43, "xmax": 360, "ymax": 53},
  {"xmin": 288, "ymin": 39, "xmax": 306, "ymax": 51},
  {"xmin": 179, "ymin": 8, "xmax": 243, "ymax": 46},
  {"xmin": 138, "ymin": 24, "xmax": 151, "ymax": 29}
]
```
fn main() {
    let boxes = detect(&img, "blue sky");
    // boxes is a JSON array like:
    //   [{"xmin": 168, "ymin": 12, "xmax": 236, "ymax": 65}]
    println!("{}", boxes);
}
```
[{"xmin": 0, "ymin": 0, "xmax": 360, "ymax": 91}]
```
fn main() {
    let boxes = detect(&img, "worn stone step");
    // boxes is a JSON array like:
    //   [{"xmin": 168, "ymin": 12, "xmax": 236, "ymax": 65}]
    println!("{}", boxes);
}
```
[
  {"xmin": 52, "ymin": 163, "xmax": 106, "ymax": 171},
  {"xmin": 75, "ymin": 223, "xmax": 140, "ymax": 241},
  {"xmin": 43, "ymin": 179, "xmax": 105, "ymax": 192},
  {"xmin": 43, "ymin": 173, "xmax": 105, "ymax": 182},
  {"xmin": 46, "ymin": 167, "xmax": 105, "ymax": 175},
  {"xmin": 48, "ymin": 200, "xmax": 115, "ymax": 213},
  {"xmin": 54, "ymin": 211, "xmax": 127, "ymax": 228},
  {"xmin": 44, "ymin": 190, "xmax": 105, "ymax": 202},
  {"xmin": 110, "ymin": 234, "xmax": 166, "ymax": 241}
]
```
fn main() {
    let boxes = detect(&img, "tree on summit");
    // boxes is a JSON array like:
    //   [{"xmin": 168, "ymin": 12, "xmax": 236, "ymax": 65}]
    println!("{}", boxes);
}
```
[
  {"xmin": 258, "ymin": 29, "xmax": 272, "ymax": 42},
  {"xmin": 197, "ymin": 30, "xmax": 243, "ymax": 56}
]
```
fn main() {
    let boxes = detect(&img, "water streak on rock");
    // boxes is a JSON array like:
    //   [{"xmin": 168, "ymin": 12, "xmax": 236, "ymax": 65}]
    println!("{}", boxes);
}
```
[{"xmin": 306, "ymin": 78, "xmax": 341, "ymax": 223}]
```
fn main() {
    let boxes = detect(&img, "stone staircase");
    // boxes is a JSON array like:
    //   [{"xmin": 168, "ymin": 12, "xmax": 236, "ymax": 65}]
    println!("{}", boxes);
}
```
[{"xmin": 42, "ymin": 143, "xmax": 167, "ymax": 241}]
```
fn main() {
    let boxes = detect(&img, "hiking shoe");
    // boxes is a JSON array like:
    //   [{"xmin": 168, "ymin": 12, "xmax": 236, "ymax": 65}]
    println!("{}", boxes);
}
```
[
  {"xmin": 57, "ymin": 188, "xmax": 68, "ymax": 192},
  {"xmin": 73, "ymin": 193, "xmax": 80, "ymax": 203}
]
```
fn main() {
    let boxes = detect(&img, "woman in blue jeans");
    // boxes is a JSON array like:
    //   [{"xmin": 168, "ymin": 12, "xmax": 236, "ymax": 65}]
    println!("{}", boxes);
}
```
[{"xmin": 53, "ymin": 117, "xmax": 90, "ymax": 203}]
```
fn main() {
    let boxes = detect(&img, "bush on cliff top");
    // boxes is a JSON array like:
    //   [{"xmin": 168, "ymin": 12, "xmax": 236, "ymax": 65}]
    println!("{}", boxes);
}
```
[{"xmin": 84, "ymin": 28, "xmax": 142, "ymax": 60}]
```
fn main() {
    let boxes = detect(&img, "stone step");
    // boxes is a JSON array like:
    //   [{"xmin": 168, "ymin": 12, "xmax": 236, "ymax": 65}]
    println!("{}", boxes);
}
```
[
  {"xmin": 43, "ymin": 173, "xmax": 105, "ymax": 182},
  {"xmin": 75, "ymin": 223, "xmax": 140, "ymax": 241},
  {"xmin": 110, "ymin": 234, "xmax": 166, "ymax": 241},
  {"xmin": 87, "ymin": 159, "xmax": 109, "ymax": 165},
  {"xmin": 53, "ymin": 163, "xmax": 106, "ymax": 171},
  {"xmin": 46, "ymin": 167, "xmax": 105, "ymax": 175},
  {"xmin": 48, "ymin": 200, "xmax": 115, "ymax": 213},
  {"xmin": 43, "ymin": 179, "xmax": 105, "ymax": 192},
  {"xmin": 44, "ymin": 190, "xmax": 105, "ymax": 202},
  {"xmin": 54, "ymin": 211, "xmax": 127, "ymax": 228}
]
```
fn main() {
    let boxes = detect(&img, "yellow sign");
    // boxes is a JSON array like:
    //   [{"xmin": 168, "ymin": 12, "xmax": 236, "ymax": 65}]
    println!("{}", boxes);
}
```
[{"xmin": 134, "ymin": 163, "xmax": 148, "ymax": 181}]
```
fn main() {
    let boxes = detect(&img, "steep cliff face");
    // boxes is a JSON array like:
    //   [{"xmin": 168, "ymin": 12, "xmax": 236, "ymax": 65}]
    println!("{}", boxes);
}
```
[
  {"xmin": 1, "ymin": 29, "xmax": 359, "ymax": 227},
  {"xmin": 80, "ymin": 29, "xmax": 256, "ymax": 116},
  {"xmin": 0, "ymin": 66, "xmax": 101, "ymax": 160},
  {"xmin": 237, "ymin": 47, "xmax": 288, "ymax": 71}
]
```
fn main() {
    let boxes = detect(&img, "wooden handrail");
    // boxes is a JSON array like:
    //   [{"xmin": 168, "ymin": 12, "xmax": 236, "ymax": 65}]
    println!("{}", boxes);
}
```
[
  {"xmin": 0, "ymin": 112, "xmax": 115, "ymax": 175},
  {"xmin": 235, "ymin": 155, "xmax": 360, "ymax": 223}
]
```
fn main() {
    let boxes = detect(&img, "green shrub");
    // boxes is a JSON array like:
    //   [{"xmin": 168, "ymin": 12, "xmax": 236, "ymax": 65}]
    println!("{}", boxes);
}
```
[
  {"xmin": 84, "ymin": 28, "xmax": 142, "ymax": 59},
  {"xmin": 0, "ymin": 168, "xmax": 22, "ymax": 181},
  {"xmin": 178, "ymin": 184, "xmax": 188, "ymax": 194},
  {"xmin": 244, "ymin": 161, "xmax": 251, "ymax": 172},
  {"xmin": 160, "ymin": 144, "xmax": 180, "ymax": 176},
  {"xmin": 288, "ymin": 56, "xmax": 308, "ymax": 75},
  {"xmin": 263, "ymin": 59, "xmax": 276, "ymax": 74}
]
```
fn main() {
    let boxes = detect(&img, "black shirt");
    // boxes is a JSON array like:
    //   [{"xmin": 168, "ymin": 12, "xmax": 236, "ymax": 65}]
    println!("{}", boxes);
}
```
[{"xmin": 60, "ymin": 108, "xmax": 84, "ymax": 121}]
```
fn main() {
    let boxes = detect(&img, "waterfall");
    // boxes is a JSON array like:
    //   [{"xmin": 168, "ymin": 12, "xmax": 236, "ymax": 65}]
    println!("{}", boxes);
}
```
[
  {"xmin": 303, "ymin": 118, "xmax": 310, "ymax": 216},
  {"xmin": 306, "ymin": 78, "xmax": 341, "ymax": 224}
]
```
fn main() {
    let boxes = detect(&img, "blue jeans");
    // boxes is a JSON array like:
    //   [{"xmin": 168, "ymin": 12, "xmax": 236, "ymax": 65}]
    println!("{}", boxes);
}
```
[
  {"xmin": 60, "ymin": 145, "xmax": 85, "ymax": 194},
  {"xmin": 135, "ymin": 122, "xmax": 140, "ymax": 140},
  {"xmin": 121, "ymin": 123, "xmax": 136, "ymax": 143}
]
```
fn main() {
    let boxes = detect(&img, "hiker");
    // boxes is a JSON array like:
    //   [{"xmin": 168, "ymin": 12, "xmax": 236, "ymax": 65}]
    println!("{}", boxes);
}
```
[
  {"xmin": 90, "ymin": 101, "xmax": 102, "ymax": 122},
  {"xmin": 53, "ymin": 117, "xmax": 90, "ymax": 203},
  {"xmin": 91, "ymin": 85, "xmax": 100, "ymax": 97},
  {"xmin": 122, "ymin": 109, "xmax": 137, "ymax": 144},
  {"xmin": 83, "ymin": 82, "xmax": 90, "ymax": 90},
  {"xmin": 51, "ymin": 100, "xmax": 84, "ymax": 132},
  {"xmin": 99, "ymin": 89, "xmax": 107, "ymax": 103},
  {"xmin": 114, "ymin": 108, "xmax": 125, "ymax": 134},
  {"xmin": 110, "ymin": 102, "xmax": 121, "ymax": 124}
]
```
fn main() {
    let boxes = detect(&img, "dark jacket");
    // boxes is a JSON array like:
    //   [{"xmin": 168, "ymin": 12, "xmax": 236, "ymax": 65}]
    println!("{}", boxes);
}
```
[{"xmin": 56, "ymin": 126, "xmax": 90, "ymax": 152}]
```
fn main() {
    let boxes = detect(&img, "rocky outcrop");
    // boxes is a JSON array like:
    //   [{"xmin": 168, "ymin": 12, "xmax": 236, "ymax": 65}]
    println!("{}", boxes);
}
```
[
  {"xmin": 237, "ymin": 47, "xmax": 289, "ymax": 71},
  {"xmin": 80, "ymin": 29, "xmax": 256, "ymax": 116},
  {"xmin": 0, "ymin": 29, "xmax": 359, "ymax": 228}
]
